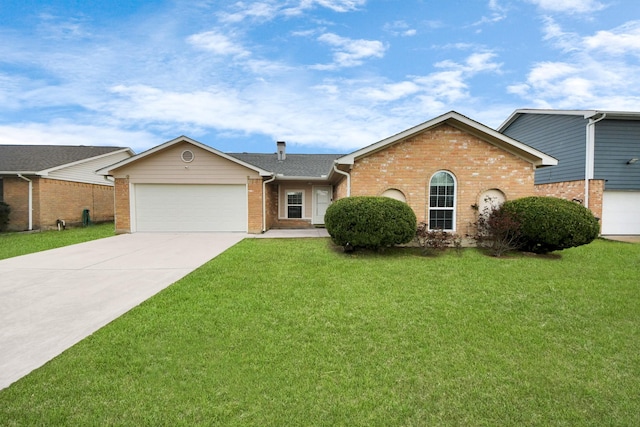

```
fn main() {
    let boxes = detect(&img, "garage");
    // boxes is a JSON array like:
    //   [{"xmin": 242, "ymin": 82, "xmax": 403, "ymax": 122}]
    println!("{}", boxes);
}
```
[
  {"xmin": 601, "ymin": 191, "xmax": 640, "ymax": 235},
  {"xmin": 133, "ymin": 184, "xmax": 247, "ymax": 232}
]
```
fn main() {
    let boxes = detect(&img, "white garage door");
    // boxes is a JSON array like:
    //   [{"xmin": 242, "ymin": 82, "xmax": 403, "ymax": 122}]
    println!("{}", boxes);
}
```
[
  {"xmin": 134, "ymin": 184, "xmax": 247, "ymax": 232},
  {"xmin": 601, "ymin": 191, "xmax": 640, "ymax": 235}
]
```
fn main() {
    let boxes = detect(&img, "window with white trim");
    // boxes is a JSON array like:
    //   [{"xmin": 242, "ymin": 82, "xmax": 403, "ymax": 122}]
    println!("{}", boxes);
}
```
[
  {"xmin": 286, "ymin": 191, "xmax": 303, "ymax": 218},
  {"xmin": 429, "ymin": 171, "xmax": 456, "ymax": 230}
]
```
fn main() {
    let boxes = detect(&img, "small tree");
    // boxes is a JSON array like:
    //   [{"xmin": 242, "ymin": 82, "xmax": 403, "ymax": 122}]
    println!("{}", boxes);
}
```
[
  {"xmin": 416, "ymin": 222, "xmax": 461, "ymax": 255},
  {"xmin": 325, "ymin": 196, "xmax": 417, "ymax": 251},
  {"xmin": 471, "ymin": 205, "xmax": 522, "ymax": 257},
  {"xmin": 0, "ymin": 202, "xmax": 10, "ymax": 232},
  {"xmin": 500, "ymin": 196, "xmax": 600, "ymax": 254}
]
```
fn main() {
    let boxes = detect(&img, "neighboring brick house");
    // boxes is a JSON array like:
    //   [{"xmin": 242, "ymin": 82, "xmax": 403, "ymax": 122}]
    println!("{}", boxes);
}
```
[
  {"xmin": 0, "ymin": 145, "xmax": 133, "ymax": 231},
  {"xmin": 100, "ymin": 111, "xmax": 557, "ymax": 234},
  {"xmin": 499, "ymin": 109, "xmax": 640, "ymax": 235}
]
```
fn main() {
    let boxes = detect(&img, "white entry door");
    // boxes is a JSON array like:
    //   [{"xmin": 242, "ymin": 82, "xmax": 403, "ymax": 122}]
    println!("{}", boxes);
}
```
[{"xmin": 312, "ymin": 186, "xmax": 332, "ymax": 224}]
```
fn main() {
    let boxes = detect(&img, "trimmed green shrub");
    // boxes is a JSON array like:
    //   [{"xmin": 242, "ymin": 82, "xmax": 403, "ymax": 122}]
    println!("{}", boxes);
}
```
[
  {"xmin": 500, "ymin": 196, "xmax": 600, "ymax": 254},
  {"xmin": 325, "ymin": 196, "xmax": 417, "ymax": 250},
  {"xmin": 0, "ymin": 202, "xmax": 10, "ymax": 232}
]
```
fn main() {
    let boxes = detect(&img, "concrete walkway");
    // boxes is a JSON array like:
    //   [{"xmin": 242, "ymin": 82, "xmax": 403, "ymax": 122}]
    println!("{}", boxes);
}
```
[{"xmin": 0, "ymin": 232, "xmax": 246, "ymax": 390}]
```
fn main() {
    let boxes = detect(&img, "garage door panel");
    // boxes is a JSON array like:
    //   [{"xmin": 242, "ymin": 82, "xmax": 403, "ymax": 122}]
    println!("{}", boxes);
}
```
[
  {"xmin": 134, "ymin": 184, "xmax": 246, "ymax": 232},
  {"xmin": 602, "ymin": 191, "xmax": 640, "ymax": 235}
]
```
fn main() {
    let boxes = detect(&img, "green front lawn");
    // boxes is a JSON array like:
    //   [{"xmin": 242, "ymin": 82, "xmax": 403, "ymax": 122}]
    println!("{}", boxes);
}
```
[
  {"xmin": 1, "ymin": 239, "xmax": 639, "ymax": 426},
  {"xmin": 0, "ymin": 223, "xmax": 115, "ymax": 260}
]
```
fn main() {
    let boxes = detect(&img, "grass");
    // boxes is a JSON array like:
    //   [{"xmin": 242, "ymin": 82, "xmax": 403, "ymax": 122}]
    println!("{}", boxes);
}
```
[
  {"xmin": 0, "ymin": 238, "xmax": 639, "ymax": 426},
  {"xmin": 0, "ymin": 223, "xmax": 115, "ymax": 260}
]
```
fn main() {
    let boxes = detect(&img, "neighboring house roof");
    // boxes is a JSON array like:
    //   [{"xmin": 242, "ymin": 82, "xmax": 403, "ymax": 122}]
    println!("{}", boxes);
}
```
[
  {"xmin": 0, "ymin": 145, "xmax": 133, "ymax": 175},
  {"xmin": 498, "ymin": 109, "xmax": 640, "ymax": 131},
  {"xmin": 337, "ymin": 111, "xmax": 558, "ymax": 168},
  {"xmin": 99, "ymin": 135, "xmax": 273, "ymax": 177},
  {"xmin": 228, "ymin": 153, "xmax": 343, "ymax": 179}
]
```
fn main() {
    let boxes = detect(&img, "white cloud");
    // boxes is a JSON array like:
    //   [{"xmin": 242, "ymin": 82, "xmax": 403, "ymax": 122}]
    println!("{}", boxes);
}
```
[
  {"xmin": 312, "ymin": 33, "xmax": 386, "ymax": 69},
  {"xmin": 473, "ymin": 0, "xmax": 508, "ymax": 26},
  {"xmin": 218, "ymin": 2, "xmax": 278, "ymax": 23},
  {"xmin": 583, "ymin": 21, "xmax": 640, "ymax": 55},
  {"xmin": 525, "ymin": 0, "xmax": 607, "ymax": 14},
  {"xmin": 219, "ymin": 0, "xmax": 366, "ymax": 22},
  {"xmin": 509, "ymin": 19, "xmax": 640, "ymax": 109},
  {"xmin": 0, "ymin": 121, "xmax": 157, "ymax": 152},
  {"xmin": 384, "ymin": 21, "xmax": 417, "ymax": 37},
  {"xmin": 187, "ymin": 31, "xmax": 250, "ymax": 57}
]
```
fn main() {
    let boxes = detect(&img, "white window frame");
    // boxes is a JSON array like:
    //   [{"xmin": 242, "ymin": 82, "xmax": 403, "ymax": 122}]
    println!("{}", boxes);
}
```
[
  {"xmin": 428, "ymin": 170, "xmax": 457, "ymax": 231},
  {"xmin": 285, "ymin": 189, "xmax": 305, "ymax": 219}
]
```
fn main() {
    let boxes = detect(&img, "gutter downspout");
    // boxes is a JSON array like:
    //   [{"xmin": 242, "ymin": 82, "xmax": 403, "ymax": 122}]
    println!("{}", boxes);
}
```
[
  {"xmin": 17, "ymin": 174, "xmax": 33, "ymax": 231},
  {"xmin": 262, "ymin": 174, "xmax": 276, "ymax": 232},
  {"xmin": 333, "ymin": 162, "xmax": 351, "ymax": 197},
  {"xmin": 585, "ymin": 113, "xmax": 606, "ymax": 209}
]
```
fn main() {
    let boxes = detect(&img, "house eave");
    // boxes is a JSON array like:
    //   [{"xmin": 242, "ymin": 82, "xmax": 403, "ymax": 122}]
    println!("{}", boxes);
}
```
[{"xmin": 97, "ymin": 136, "xmax": 272, "ymax": 177}]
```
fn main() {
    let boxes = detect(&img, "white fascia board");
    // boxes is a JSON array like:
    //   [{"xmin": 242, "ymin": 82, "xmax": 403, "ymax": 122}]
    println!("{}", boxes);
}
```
[{"xmin": 498, "ymin": 109, "xmax": 596, "ymax": 131}]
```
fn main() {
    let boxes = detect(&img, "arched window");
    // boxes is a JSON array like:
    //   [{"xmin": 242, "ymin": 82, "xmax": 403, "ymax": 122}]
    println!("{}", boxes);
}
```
[
  {"xmin": 429, "ymin": 171, "xmax": 456, "ymax": 230},
  {"xmin": 381, "ymin": 188, "xmax": 406, "ymax": 203}
]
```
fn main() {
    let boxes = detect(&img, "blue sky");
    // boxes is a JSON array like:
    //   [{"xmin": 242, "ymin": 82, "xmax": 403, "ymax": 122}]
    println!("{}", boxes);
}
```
[{"xmin": 0, "ymin": 0, "xmax": 638, "ymax": 154}]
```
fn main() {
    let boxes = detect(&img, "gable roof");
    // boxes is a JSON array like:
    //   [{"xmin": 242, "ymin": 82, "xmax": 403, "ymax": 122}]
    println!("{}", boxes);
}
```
[
  {"xmin": 0, "ymin": 145, "xmax": 132, "ymax": 174},
  {"xmin": 228, "ymin": 153, "xmax": 343, "ymax": 179},
  {"xmin": 498, "ymin": 109, "xmax": 640, "ymax": 131},
  {"xmin": 99, "ymin": 136, "xmax": 273, "ymax": 176},
  {"xmin": 337, "ymin": 111, "xmax": 558, "ymax": 168}
]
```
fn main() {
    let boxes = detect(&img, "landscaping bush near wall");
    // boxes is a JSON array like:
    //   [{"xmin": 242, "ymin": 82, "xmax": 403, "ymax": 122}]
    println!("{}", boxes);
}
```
[
  {"xmin": 500, "ymin": 196, "xmax": 600, "ymax": 254},
  {"xmin": 325, "ymin": 196, "xmax": 417, "ymax": 250},
  {"xmin": 0, "ymin": 202, "xmax": 10, "ymax": 232}
]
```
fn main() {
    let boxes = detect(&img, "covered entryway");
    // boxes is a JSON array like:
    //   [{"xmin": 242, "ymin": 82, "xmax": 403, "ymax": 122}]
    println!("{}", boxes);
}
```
[
  {"xmin": 133, "ymin": 184, "xmax": 247, "ymax": 232},
  {"xmin": 601, "ymin": 191, "xmax": 640, "ymax": 235}
]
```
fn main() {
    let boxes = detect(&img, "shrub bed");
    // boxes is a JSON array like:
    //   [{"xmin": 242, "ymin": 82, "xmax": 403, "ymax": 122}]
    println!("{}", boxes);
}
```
[
  {"xmin": 500, "ymin": 196, "xmax": 600, "ymax": 254},
  {"xmin": 325, "ymin": 196, "xmax": 416, "ymax": 250}
]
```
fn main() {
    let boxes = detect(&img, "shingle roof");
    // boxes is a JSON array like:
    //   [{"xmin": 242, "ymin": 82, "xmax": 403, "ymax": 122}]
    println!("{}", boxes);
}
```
[
  {"xmin": 228, "ymin": 153, "xmax": 343, "ymax": 178},
  {"xmin": 0, "ymin": 145, "xmax": 129, "ymax": 173}
]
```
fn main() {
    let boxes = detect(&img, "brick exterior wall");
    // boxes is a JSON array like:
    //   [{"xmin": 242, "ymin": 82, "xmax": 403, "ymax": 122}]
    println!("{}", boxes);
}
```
[
  {"xmin": 39, "ymin": 179, "xmax": 114, "ymax": 228},
  {"xmin": 114, "ymin": 178, "xmax": 130, "ymax": 234},
  {"xmin": 247, "ymin": 178, "xmax": 263, "ymax": 234},
  {"xmin": 265, "ymin": 183, "xmax": 278, "ymax": 231},
  {"xmin": 3, "ymin": 177, "xmax": 31, "ymax": 231},
  {"xmin": 534, "ymin": 179, "xmax": 605, "ymax": 230},
  {"xmin": 344, "ymin": 123, "xmax": 537, "ymax": 236},
  {"xmin": 3, "ymin": 177, "xmax": 115, "ymax": 231}
]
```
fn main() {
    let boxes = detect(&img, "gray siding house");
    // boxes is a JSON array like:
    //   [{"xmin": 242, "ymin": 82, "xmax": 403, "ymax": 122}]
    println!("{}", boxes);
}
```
[{"xmin": 499, "ymin": 110, "xmax": 640, "ymax": 235}]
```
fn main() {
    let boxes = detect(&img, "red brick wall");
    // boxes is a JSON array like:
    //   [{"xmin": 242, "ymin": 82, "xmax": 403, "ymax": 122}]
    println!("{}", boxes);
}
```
[
  {"xmin": 247, "ymin": 178, "xmax": 263, "ymax": 234},
  {"xmin": 114, "ymin": 178, "xmax": 130, "ymax": 234},
  {"xmin": 265, "ymin": 182, "xmax": 278, "ymax": 231},
  {"xmin": 346, "ymin": 123, "xmax": 537, "ymax": 236},
  {"xmin": 535, "ymin": 179, "xmax": 605, "ymax": 230},
  {"xmin": 38, "ymin": 179, "xmax": 114, "ymax": 229},
  {"xmin": 3, "ymin": 176, "xmax": 32, "ymax": 231},
  {"xmin": 3, "ymin": 177, "xmax": 115, "ymax": 231}
]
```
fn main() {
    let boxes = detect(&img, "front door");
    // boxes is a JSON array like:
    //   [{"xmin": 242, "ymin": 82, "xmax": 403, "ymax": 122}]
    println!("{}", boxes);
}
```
[{"xmin": 312, "ymin": 186, "xmax": 332, "ymax": 224}]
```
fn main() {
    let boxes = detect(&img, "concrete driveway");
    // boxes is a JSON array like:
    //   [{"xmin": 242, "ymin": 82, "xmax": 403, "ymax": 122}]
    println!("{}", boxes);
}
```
[{"xmin": 0, "ymin": 232, "xmax": 246, "ymax": 390}]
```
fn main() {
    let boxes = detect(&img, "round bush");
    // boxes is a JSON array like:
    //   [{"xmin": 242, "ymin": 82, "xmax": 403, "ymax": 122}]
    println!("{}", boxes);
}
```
[
  {"xmin": 500, "ymin": 196, "xmax": 600, "ymax": 254},
  {"xmin": 324, "ymin": 196, "xmax": 417, "ymax": 250}
]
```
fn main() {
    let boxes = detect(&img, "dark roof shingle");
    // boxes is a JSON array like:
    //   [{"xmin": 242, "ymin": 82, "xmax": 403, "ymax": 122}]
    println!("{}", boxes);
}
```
[
  {"xmin": 228, "ymin": 153, "xmax": 343, "ymax": 177},
  {"xmin": 0, "ymin": 145, "xmax": 128, "ymax": 172}
]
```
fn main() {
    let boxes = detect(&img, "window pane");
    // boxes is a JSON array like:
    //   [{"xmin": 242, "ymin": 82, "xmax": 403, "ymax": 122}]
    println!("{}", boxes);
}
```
[
  {"xmin": 429, "ymin": 210, "xmax": 453, "ymax": 230},
  {"xmin": 288, "ymin": 206, "xmax": 302, "ymax": 218},
  {"xmin": 429, "ymin": 171, "xmax": 455, "ymax": 230},
  {"xmin": 287, "ymin": 192, "xmax": 302, "ymax": 205}
]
